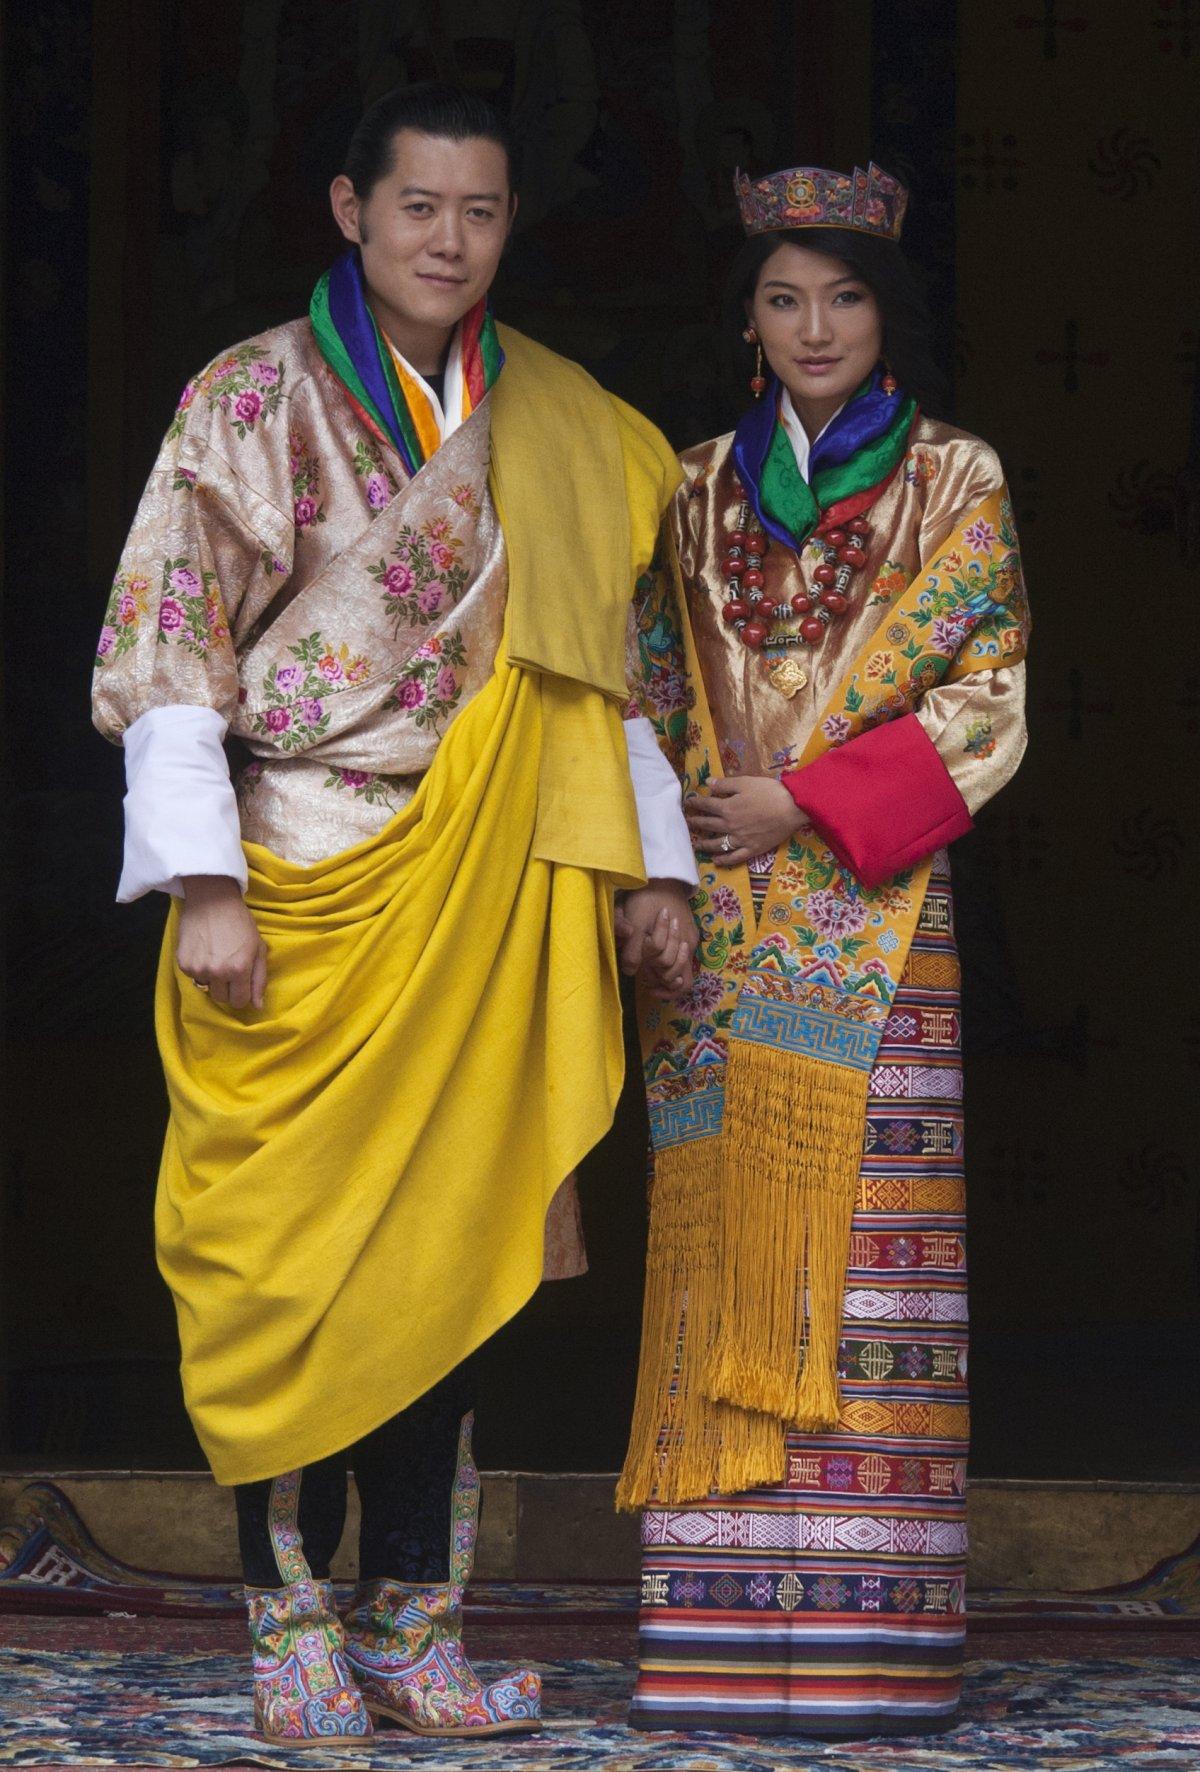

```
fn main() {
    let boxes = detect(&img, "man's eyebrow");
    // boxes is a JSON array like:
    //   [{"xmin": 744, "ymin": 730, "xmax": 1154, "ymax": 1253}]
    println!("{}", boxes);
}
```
[{"xmin": 396, "ymin": 185, "xmax": 504, "ymax": 202}]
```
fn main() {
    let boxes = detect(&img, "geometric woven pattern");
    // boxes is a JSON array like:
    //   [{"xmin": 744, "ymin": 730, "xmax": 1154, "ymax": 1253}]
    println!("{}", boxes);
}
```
[{"xmin": 633, "ymin": 858, "xmax": 973, "ymax": 1736}]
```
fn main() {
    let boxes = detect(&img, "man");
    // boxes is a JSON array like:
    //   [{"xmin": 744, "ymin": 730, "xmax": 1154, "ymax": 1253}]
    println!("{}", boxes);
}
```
[{"xmin": 93, "ymin": 82, "xmax": 695, "ymax": 1742}]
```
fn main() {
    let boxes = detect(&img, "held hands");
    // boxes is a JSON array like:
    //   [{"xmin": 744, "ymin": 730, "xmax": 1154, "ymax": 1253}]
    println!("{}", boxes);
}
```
[
  {"xmin": 685, "ymin": 775, "xmax": 804, "ymax": 868},
  {"xmin": 177, "ymin": 876, "xmax": 268, "ymax": 1009},
  {"xmin": 615, "ymin": 879, "xmax": 700, "ymax": 1002}
]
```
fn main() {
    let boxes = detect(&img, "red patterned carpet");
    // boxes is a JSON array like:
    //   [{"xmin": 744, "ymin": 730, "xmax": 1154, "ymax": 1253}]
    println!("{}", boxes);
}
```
[{"xmin": 1, "ymin": 1484, "xmax": 1198, "ymax": 1769}]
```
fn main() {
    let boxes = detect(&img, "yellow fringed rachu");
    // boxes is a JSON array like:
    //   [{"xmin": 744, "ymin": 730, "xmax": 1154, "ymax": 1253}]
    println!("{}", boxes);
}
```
[
  {"xmin": 155, "ymin": 330, "xmax": 680, "ymax": 1486},
  {"xmin": 618, "ymin": 487, "xmax": 1025, "ymax": 1510}
]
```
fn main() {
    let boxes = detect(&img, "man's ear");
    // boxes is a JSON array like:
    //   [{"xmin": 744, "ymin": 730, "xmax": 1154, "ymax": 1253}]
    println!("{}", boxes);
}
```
[{"xmin": 330, "ymin": 174, "xmax": 363, "ymax": 245}]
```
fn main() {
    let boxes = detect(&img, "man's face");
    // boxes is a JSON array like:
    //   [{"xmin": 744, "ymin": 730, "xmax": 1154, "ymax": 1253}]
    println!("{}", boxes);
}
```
[{"xmin": 333, "ymin": 130, "xmax": 513, "ymax": 338}]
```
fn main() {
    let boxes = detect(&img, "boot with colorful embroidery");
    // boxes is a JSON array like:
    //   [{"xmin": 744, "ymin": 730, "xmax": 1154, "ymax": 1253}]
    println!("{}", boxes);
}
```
[
  {"xmin": 343, "ymin": 1413, "xmax": 542, "ymax": 1736},
  {"xmin": 246, "ymin": 1576, "xmax": 372, "ymax": 1742},
  {"xmin": 242, "ymin": 1467, "xmax": 371, "ymax": 1742}
]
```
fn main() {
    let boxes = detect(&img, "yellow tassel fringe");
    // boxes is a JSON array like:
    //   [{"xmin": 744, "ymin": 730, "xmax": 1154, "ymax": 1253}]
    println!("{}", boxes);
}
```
[
  {"xmin": 706, "ymin": 1041, "xmax": 866, "ymax": 1429},
  {"xmin": 617, "ymin": 1042, "xmax": 866, "ymax": 1510},
  {"xmin": 616, "ymin": 1135, "xmax": 723, "ymax": 1510}
]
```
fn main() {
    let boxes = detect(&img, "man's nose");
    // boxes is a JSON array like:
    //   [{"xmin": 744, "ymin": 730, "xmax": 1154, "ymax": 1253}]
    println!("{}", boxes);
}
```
[{"xmin": 427, "ymin": 213, "xmax": 465, "ymax": 259}]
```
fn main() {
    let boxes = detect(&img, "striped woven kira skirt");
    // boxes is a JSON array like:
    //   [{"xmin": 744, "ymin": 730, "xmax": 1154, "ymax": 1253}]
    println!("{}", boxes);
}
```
[{"xmin": 631, "ymin": 853, "xmax": 969, "ymax": 1737}]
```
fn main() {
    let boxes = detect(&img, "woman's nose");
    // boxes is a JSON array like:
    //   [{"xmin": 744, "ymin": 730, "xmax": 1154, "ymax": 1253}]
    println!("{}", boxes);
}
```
[{"xmin": 796, "ymin": 303, "xmax": 832, "ymax": 344}]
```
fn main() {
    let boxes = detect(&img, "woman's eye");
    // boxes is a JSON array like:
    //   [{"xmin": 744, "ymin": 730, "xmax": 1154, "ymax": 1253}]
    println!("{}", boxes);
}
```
[
  {"xmin": 769, "ymin": 294, "xmax": 796, "ymax": 308},
  {"xmin": 833, "ymin": 290, "xmax": 865, "ymax": 305}
]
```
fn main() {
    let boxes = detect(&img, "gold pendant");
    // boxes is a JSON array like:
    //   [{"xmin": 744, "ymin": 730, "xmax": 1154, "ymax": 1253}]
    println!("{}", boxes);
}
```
[{"xmin": 768, "ymin": 655, "xmax": 810, "ymax": 698}]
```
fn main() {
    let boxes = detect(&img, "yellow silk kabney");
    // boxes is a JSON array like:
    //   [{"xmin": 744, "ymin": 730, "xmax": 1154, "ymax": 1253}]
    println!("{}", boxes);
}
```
[
  {"xmin": 618, "ymin": 486, "xmax": 1028, "ymax": 1509},
  {"xmin": 155, "ymin": 328, "xmax": 679, "ymax": 1485}
]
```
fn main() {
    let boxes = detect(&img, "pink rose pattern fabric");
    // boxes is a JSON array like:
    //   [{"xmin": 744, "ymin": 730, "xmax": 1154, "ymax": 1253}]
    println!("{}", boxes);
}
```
[{"xmin": 92, "ymin": 316, "xmax": 510, "ymax": 867}]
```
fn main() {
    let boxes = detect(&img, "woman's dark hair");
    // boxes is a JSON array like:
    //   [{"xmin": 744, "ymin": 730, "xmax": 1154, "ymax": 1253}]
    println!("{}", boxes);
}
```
[
  {"xmin": 343, "ymin": 82, "xmax": 518, "ymax": 201},
  {"xmin": 723, "ymin": 227, "xmax": 949, "ymax": 417}
]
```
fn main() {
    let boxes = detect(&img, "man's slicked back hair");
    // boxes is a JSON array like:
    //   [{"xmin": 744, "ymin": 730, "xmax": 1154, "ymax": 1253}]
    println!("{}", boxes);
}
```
[{"xmin": 343, "ymin": 82, "xmax": 518, "ymax": 200}]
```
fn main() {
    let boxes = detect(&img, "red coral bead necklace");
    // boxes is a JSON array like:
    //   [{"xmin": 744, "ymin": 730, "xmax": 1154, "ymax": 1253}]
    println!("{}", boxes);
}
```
[{"xmin": 720, "ymin": 491, "xmax": 872, "ymax": 652}]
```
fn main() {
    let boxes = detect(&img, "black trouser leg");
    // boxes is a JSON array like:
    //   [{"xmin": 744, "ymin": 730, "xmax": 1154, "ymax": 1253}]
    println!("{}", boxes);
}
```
[
  {"xmin": 234, "ymin": 1447, "xmax": 349, "ymax": 1588},
  {"xmin": 353, "ymin": 1355, "xmax": 477, "ymax": 1584}
]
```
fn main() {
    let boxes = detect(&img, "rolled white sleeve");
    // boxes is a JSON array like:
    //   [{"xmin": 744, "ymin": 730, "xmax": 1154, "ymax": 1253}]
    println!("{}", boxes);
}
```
[
  {"xmin": 623, "ymin": 715, "xmax": 698, "ymax": 887},
  {"xmin": 117, "ymin": 704, "xmax": 248, "ymax": 902}
]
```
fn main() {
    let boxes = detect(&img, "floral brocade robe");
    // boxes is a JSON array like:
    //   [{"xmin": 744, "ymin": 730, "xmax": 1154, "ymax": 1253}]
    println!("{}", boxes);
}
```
[
  {"xmin": 93, "ymin": 320, "xmax": 512, "ymax": 864},
  {"xmin": 653, "ymin": 416, "xmax": 1028, "ymax": 808},
  {"xmin": 93, "ymin": 316, "xmax": 632, "ymax": 1276}
]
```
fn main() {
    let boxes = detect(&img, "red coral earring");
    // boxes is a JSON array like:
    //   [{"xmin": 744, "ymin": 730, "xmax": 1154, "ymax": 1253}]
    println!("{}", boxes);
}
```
[{"xmin": 743, "ymin": 325, "xmax": 766, "ymax": 398}]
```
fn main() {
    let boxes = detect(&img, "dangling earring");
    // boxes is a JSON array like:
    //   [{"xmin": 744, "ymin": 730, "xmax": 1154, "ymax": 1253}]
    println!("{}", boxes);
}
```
[
  {"xmin": 881, "ymin": 361, "xmax": 898, "ymax": 397},
  {"xmin": 743, "ymin": 325, "xmax": 766, "ymax": 398}
]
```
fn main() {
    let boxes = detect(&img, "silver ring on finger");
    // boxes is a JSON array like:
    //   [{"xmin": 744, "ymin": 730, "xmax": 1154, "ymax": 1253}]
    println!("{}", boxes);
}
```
[{"xmin": 719, "ymin": 834, "xmax": 733, "ymax": 854}]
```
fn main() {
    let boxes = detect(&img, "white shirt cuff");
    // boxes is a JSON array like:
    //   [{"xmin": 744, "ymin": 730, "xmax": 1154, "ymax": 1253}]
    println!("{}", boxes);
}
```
[
  {"xmin": 117, "ymin": 704, "xmax": 248, "ymax": 902},
  {"xmin": 624, "ymin": 715, "xmax": 698, "ymax": 887}
]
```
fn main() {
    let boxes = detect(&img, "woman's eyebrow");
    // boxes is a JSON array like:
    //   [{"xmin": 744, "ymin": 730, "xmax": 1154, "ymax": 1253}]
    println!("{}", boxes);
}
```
[{"xmin": 761, "ymin": 273, "xmax": 862, "ymax": 291}]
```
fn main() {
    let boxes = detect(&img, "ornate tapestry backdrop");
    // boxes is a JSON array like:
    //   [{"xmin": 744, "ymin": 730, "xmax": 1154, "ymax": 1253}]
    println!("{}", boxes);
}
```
[{"xmin": 3, "ymin": 0, "xmax": 1197, "ymax": 1478}]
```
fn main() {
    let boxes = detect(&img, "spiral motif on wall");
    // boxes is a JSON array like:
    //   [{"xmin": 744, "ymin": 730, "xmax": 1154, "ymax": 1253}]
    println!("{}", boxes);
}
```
[
  {"xmin": 1119, "ymin": 1143, "xmax": 1191, "ymax": 1216},
  {"xmin": 1112, "ymin": 809, "xmax": 1185, "ymax": 880},
  {"xmin": 1088, "ymin": 128, "xmax": 1161, "ymax": 199},
  {"xmin": 1108, "ymin": 460, "xmax": 1176, "ymax": 535}
]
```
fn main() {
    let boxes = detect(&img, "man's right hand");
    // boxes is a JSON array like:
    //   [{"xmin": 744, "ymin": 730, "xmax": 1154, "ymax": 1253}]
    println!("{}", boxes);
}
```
[
  {"xmin": 177, "ymin": 876, "xmax": 268, "ymax": 1009},
  {"xmin": 615, "ymin": 879, "xmax": 699, "ymax": 1001}
]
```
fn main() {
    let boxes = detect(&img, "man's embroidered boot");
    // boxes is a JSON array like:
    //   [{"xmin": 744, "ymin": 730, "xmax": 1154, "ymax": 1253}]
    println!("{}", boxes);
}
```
[
  {"xmin": 239, "ymin": 1467, "xmax": 370, "ymax": 1742},
  {"xmin": 343, "ymin": 1412, "xmax": 541, "ymax": 1736},
  {"xmin": 246, "ymin": 1575, "xmax": 372, "ymax": 1742}
]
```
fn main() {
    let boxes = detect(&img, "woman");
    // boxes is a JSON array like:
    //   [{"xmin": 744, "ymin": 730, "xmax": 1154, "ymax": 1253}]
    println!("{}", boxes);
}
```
[
  {"xmin": 618, "ymin": 161, "xmax": 1029, "ymax": 1738},
  {"xmin": 92, "ymin": 84, "xmax": 694, "ymax": 1742}
]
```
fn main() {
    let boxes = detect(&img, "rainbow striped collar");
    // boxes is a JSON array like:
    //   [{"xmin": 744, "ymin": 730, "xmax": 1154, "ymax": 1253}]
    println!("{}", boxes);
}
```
[{"xmin": 310, "ymin": 250, "xmax": 504, "ymax": 479}]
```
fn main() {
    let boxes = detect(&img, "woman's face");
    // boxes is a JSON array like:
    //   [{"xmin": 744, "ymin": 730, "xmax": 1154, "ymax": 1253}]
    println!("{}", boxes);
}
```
[{"xmin": 746, "ymin": 241, "xmax": 884, "ymax": 427}]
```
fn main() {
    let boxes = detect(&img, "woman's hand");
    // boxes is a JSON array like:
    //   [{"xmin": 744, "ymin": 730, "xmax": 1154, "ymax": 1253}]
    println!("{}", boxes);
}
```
[
  {"xmin": 177, "ymin": 876, "xmax": 268, "ymax": 1009},
  {"xmin": 615, "ymin": 879, "xmax": 699, "ymax": 1000},
  {"xmin": 685, "ymin": 775, "xmax": 804, "ymax": 869}
]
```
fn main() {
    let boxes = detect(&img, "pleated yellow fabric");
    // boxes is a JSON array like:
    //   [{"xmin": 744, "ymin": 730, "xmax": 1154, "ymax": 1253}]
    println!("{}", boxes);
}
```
[
  {"xmin": 492, "ymin": 324, "xmax": 681, "ymax": 702},
  {"xmin": 153, "ymin": 335, "xmax": 677, "ymax": 1486},
  {"xmin": 156, "ymin": 657, "xmax": 629, "ymax": 1485}
]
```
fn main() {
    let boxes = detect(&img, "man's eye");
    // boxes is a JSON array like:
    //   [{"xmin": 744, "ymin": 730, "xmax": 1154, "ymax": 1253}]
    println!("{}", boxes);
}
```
[
  {"xmin": 406, "ymin": 204, "xmax": 433, "ymax": 217},
  {"xmin": 468, "ymin": 208, "xmax": 497, "ymax": 222}
]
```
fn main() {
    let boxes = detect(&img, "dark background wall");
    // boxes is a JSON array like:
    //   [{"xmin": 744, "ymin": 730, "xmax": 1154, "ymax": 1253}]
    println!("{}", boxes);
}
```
[{"xmin": 3, "ymin": 0, "xmax": 1197, "ymax": 1480}]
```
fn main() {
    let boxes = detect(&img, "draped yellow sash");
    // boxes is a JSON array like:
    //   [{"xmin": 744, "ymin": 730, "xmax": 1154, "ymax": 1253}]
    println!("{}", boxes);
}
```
[
  {"xmin": 157, "ymin": 657, "xmax": 630, "ymax": 1484},
  {"xmin": 155, "ymin": 333, "xmax": 676, "ymax": 1485}
]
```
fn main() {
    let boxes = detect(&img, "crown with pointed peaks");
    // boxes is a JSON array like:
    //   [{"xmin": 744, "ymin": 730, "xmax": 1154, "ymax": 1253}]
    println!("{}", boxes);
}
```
[{"xmin": 734, "ymin": 161, "xmax": 909, "ymax": 241}]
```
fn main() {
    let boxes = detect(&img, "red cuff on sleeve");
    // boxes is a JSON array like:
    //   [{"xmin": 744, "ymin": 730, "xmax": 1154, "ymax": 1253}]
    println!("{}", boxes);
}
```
[{"xmin": 781, "ymin": 713, "xmax": 973, "ymax": 888}]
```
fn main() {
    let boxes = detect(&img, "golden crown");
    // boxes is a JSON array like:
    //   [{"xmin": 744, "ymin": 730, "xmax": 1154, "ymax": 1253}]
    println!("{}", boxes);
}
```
[{"xmin": 734, "ymin": 161, "xmax": 908, "ymax": 241}]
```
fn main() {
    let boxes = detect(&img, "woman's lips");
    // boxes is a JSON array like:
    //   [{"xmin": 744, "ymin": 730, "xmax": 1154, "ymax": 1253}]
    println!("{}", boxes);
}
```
[
  {"xmin": 796, "ymin": 357, "xmax": 840, "ymax": 373},
  {"xmin": 418, "ymin": 273, "xmax": 467, "ymax": 289}
]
